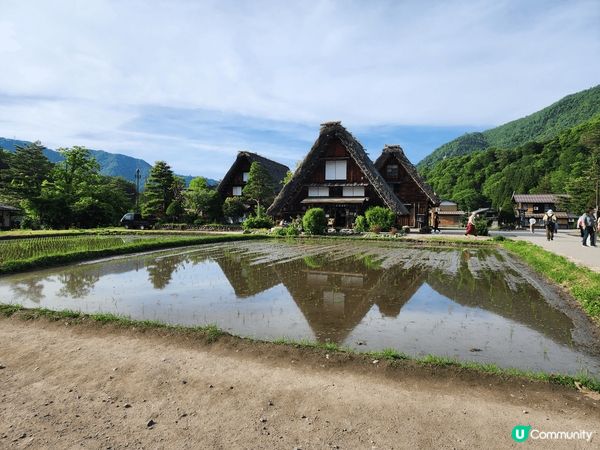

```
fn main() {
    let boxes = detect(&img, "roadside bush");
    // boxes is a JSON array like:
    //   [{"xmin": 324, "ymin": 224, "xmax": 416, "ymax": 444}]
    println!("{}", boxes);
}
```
[
  {"xmin": 365, "ymin": 206, "xmax": 395, "ymax": 232},
  {"xmin": 285, "ymin": 225, "xmax": 300, "ymax": 236},
  {"xmin": 302, "ymin": 208, "xmax": 326, "ymax": 235},
  {"xmin": 20, "ymin": 216, "xmax": 41, "ymax": 230},
  {"xmin": 272, "ymin": 226, "xmax": 300, "ymax": 237},
  {"xmin": 474, "ymin": 217, "xmax": 489, "ymax": 236},
  {"xmin": 242, "ymin": 212, "xmax": 273, "ymax": 230},
  {"xmin": 354, "ymin": 215, "xmax": 367, "ymax": 232}
]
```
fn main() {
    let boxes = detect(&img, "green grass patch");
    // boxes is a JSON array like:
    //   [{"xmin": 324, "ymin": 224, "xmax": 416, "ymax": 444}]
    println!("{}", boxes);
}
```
[
  {"xmin": 501, "ymin": 240, "xmax": 600, "ymax": 321},
  {"xmin": 0, "ymin": 234, "xmax": 266, "ymax": 274},
  {"xmin": 1, "ymin": 305, "xmax": 599, "ymax": 392},
  {"xmin": 0, "ymin": 304, "xmax": 224, "ymax": 342}
]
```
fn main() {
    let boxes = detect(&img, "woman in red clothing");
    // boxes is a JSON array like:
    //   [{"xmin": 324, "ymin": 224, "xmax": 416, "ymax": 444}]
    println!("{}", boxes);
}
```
[{"xmin": 465, "ymin": 212, "xmax": 478, "ymax": 236}]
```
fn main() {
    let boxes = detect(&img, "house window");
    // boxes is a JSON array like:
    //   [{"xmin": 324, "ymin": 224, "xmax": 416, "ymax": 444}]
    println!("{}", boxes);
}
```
[
  {"xmin": 242, "ymin": 172, "xmax": 249, "ymax": 182},
  {"xmin": 342, "ymin": 186, "xmax": 365, "ymax": 197},
  {"xmin": 386, "ymin": 164, "xmax": 398, "ymax": 178},
  {"xmin": 325, "ymin": 160, "xmax": 347, "ymax": 180},
  {"xmin": 232, "ymin": 186, "xmax": 243, "ymax": 196},
  {"xmin": 308, "ymin": 186, "xmax": 329, "ymax": 197}
]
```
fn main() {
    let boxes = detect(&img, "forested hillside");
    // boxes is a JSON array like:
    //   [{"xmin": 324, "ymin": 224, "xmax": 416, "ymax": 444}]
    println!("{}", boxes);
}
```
[
  {"xmin": 420, "ymin": 116, "xmax": 600, "ymax": 215},
  {"xmin": 419, "ymin": 85, "xmax": 600, "ymax": 170},
  {"xmin": 0, "ymin": 138, "xmax": 214, "ymax": 187}
]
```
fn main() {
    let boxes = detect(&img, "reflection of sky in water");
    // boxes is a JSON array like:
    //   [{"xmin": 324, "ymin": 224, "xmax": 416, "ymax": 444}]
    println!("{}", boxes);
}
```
[
  {"xmin": 345, "ymin": 284, "xmax": 598, "ymax": 375},
  {"xmin": 1, "ymin": 241, "xmax": 599, "ymax": 377}
]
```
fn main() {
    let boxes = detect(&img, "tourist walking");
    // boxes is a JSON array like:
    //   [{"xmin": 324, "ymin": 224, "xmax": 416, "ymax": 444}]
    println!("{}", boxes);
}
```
[
  {"xmin": 529, "ymin": 217, "xmax": 536, "ymax": 233},
  {"xmin": 432, "ymin": 212, "xmax": 441, "ymax": 233},
  {"xmin": 582, "ymin": 208, "xmax": 596, "ymax": 247},
  {"xmin": 578, "ymin": 213, "xmax": 586, "ymax": 238},
  {"xmin": 542, "ymin": 209, "xmax": 557, "ymax": 241},
  {"xmin": 465, "ymin": 212, "xmax": 477, "ymax": 237}
]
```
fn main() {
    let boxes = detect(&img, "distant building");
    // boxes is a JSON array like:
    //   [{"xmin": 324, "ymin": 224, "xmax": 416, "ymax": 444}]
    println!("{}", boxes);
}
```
[
  {"xmin": 0, "ymin": 204, "xmax": 21, "ymax": 230},
  {"xmin": 217, "ymin": 151, "xmax": 289, "ymax": 212},
  {"xmin": 511, "ymin": 193, "xmax": 576, "ymax": 228},
  {"xmin": 433, "ymin": 200, "xmax": 466, "ymax": 227},
  {"xmin": 268, "ymin": 122, "xmax": 432, "ymax": 228}
]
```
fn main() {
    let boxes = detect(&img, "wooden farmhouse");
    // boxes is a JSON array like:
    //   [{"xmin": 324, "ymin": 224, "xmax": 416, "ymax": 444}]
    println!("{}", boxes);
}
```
[
  {"xmin": 217, "ymin": 151, "xmax": 289, "ymax": 205},
  {"xmin": 374, "ymin": 145, "xmax": 440, "ymax": 227},
  {"xmin": 511, "ymin": 193, "xmax": 577, "ymax": 228},
  {"xmin": 433, "ymin": 200, "xmax": 466, "ymax": 227},
  {"xmin": 268, "ymin": 121, "xmax": 438, "ymax": 228}
]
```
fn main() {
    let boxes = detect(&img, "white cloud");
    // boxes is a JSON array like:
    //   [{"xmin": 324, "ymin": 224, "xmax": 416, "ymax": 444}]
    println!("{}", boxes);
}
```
[{"xmin": 0, "ymin": 0, "xmax": 598, "ymax": 175}]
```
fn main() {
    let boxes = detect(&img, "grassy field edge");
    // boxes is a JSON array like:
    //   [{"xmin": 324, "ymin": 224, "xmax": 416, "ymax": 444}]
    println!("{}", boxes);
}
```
[
  {"xmin": 1, "ymin": 304, "xmax": 599, "ymax": 394},
  {"xmin": 500, "ymin": 240, "xmax": 600, "ymax": 323},
  {"xmin": 0, "ymin": 234, "xmax": 266, "ymax": 275}
]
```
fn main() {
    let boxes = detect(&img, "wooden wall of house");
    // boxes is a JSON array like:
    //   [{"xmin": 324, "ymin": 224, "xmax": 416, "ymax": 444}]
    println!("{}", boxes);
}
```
[
  {"xmin": 307, "ymin": 139, "xmax": 367, "ymax": 184},
  {"xmin": 220, "ymin": 157, "xmax": 253, "ymax": 197}
]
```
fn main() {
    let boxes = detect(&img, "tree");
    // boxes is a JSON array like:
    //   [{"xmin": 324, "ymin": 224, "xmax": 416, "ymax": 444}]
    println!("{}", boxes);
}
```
[
  {"xmin": 243, "ymin": 162, "xmax": 275, "ymax": 211},
  {"xmin": 166, "ymin": 200, "xmax": 185, "ymax": 221},
  {"xmin": 143, "ymin": 161, "xmax": 175, "ymax": 218},
  {"xmin": 222, "ymin": 196, "xmax": 245, "ymax": 223},
  {"xmin": 185, "ymin": 176, "xmax": 221, "ymax": 221},
  {"xmin": 580, "ymin": 128, "xmax": 600, "ymax": 211},
  {"xmin": 282, "ymin": 170, "xmax": 293, "ymax": 185},
  {"xmin": 7, "ymin": 142, "xmax": 52, "ymax": 201},
  {"xmin": 0, "ymin": 149, "xmax": 13, "ymax": 203}
]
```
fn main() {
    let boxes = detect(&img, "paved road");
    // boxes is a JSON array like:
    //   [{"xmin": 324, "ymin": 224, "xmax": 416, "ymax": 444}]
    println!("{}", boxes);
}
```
[{"xmin": 407, "ymin": 228, "xmax": 600, "ymax": 273}]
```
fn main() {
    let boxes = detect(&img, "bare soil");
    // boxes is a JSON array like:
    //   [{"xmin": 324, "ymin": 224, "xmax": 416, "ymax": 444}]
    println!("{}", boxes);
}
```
[{"xmin": 1, "ymin": 316, "xmax": 599, "ymax": 449}]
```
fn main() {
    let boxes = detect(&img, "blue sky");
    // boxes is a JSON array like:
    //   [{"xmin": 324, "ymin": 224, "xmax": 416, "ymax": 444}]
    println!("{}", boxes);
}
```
[{"xmin": 0, "ymin": 0, "xmax": 598, "ymax": 178}]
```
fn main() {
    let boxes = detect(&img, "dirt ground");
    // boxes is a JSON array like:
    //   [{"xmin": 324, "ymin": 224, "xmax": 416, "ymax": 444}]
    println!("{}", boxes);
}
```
[{"xmin": 1, "ymin": 317, "xmax": 599, "ymax": 449}]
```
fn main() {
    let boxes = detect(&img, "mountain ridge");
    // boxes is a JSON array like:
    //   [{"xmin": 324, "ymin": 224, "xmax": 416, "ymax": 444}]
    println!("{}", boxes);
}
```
[
  {"xmin": 418, "ymin": 84, "xmax": 600, "ymax": 170},
  {"xmin": 0, "ymin": 137, "xmax": 217, "ymax": 187}
]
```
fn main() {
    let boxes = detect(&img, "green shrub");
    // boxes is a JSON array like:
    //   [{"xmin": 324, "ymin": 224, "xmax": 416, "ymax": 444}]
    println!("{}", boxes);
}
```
[
  {"xmin": 354, "ymin": 215, "xmax": 367, "ymax": 232},
  {"xmin": 302, "ymin": 208, "xmax": 326, "ymax": 235},
  {"xmin": 365, "ymin": 206, "xmax": 395, "ymax": 232},
  {"xmin": 474, "ymin": 217, "xmax": 489, "ymax": 236},
  {"xmin": 242, "ymin": 212, "xmax": 273, "ymax": 230},
  {"xmin": 285, "ymin": 225, "xmax": 300, "ymax": 236}
]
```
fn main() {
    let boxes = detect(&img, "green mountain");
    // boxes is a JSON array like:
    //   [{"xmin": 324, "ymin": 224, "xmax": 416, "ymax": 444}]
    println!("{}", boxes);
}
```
[
  {"xmin": 421, "ymin": 115, "xmax": 600, "ymax": 214},
  {"xmin": 418, "ymin": 85, "xmax": 600, "ymax": 170},
  {"xmin": 0, "ymin": 137, "xmax": 216, "ymax": 187}
]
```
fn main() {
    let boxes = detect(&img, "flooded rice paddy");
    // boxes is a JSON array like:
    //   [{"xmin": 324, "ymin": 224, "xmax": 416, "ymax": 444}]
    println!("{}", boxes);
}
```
[{"xmin": 1, "ymin": 240, "xmax": 599, "ymax": 376}]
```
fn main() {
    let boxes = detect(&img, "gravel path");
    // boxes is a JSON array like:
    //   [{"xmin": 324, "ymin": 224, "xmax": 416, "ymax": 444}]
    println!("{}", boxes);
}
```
[{"xmin": 1, "ymin": 318, "xmax": 598, "ymax": 449}]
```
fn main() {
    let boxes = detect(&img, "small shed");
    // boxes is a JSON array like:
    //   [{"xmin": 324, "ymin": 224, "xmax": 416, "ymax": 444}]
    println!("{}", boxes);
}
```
[{"xmin": 0, "ymin": 204, "xmax": 21, "ymax": 230}]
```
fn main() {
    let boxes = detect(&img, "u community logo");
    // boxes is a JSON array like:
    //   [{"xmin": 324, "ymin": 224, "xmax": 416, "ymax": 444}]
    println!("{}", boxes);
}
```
[
  {"xmin": 512, "ymin": 425, "xmax": 531, "ymax": 442},
  {"xmin": 512, "ymin": 424, "xmax": 595, "ymax": 443}
]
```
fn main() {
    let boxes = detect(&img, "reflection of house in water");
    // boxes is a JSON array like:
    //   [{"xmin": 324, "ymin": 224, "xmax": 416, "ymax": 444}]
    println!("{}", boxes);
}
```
[
  {"xmin": 214, "ymin": 253, "xmax": 281, "ymax": 298},
  {"xmin": 213, "ymin": 246, "xmax": 579, "ymax": 347}
]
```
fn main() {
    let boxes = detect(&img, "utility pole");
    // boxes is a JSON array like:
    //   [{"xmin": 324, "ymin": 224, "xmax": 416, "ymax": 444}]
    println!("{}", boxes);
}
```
[{"xmin": 135, "ymin": 168, "xmax": 141, "ymax": 211}]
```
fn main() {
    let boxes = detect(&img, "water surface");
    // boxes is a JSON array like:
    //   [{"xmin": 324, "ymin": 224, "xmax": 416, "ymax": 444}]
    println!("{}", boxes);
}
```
[{"xmin": 1, "ymin": 240, "xmax": 599, "ymax": 376}]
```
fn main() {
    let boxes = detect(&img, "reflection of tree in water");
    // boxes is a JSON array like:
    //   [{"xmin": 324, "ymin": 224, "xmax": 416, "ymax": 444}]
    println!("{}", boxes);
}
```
[
  {"xmin": 146, "ymin": 254, "xmax": 188, "ymax": 289},
  {"xmin": 11, "ymin": 279, "xmax": 45, "ymax": 304},
  {"xmin": 57, "ymin": 272, "xmax": 101, "ymax": 298},
  {"xmin": 426, "ymin": 250, "xmax": 575, "ymax": 346}
]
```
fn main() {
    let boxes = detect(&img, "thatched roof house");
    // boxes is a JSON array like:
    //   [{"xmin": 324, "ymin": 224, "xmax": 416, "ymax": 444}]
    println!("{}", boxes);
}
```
[
  {"xmin": 374, "ymin": 145, "xmax": 439, "ymax": 227},
  {"xmin": 268, "ymin": 122, "xmax": 409, "ymax": 227},
  {"xmin": 217, "ymin": 151, "xmax": 289, "ymax": 200}
]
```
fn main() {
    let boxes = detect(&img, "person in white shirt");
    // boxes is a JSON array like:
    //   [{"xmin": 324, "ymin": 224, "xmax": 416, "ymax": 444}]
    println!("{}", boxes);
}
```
[{"xmin": 529, "ymin": 217, "xmax": 536, "ymax": 233}]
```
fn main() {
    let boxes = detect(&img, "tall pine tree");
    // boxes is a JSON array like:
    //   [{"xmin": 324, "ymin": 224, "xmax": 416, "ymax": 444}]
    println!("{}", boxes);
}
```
[{"xmin": 143, "ymin": 161, "xmax": 175, "ymax": 218}]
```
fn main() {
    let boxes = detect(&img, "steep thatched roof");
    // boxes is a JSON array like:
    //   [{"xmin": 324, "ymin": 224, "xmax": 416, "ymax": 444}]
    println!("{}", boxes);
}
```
[
  {"xmin": 217, "ymin": 151, "xmax": 289, "ymax": 196},
  {"xmin": 268, "ymin": 122, "xmax": 409, "ymax": 216},
  {"xmin": 374, "ymin": 145, "xmax": 440, "ymax": 205}
]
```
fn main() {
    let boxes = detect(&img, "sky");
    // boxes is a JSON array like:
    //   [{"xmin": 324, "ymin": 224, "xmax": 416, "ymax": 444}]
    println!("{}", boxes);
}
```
[{"xmin": 0, "ymin": 0, "xmax": 598, "ymax": 179}]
